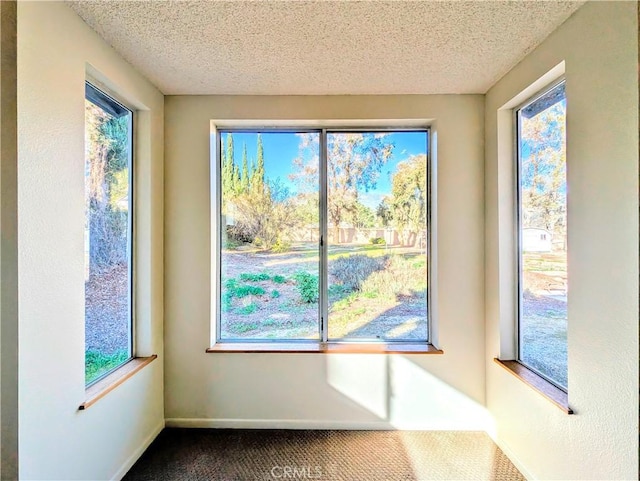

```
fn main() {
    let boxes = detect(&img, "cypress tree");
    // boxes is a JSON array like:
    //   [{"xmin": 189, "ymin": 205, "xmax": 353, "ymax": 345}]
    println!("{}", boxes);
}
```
[
  {"xmin": 256, "ymin": 133, "xmax": 265, "ymax": 192},
  {"xmin": 223, "ymin": 134, "xmax": 235, "ymax": 196},
  {"xmin": 241, "ymin": 143, "xmax": 249, "ymax": 193}
]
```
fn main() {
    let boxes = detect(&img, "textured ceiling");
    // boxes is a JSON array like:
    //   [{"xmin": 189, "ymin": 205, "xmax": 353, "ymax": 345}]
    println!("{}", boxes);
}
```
[{"xmin": 68, "ymin": 1, "xmax": 584, "ymax": 95}]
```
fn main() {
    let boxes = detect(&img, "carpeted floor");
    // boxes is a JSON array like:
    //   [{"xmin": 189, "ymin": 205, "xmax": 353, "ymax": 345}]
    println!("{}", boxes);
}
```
[{"xmin": 124, "ymin": 429, "xmax": 525, "ymax": 481}]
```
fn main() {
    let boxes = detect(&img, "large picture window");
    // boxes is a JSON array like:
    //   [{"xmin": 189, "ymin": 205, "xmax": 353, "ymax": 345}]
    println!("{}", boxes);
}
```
[
  {"xmin": 84, "ymin": 83, "xmax": 133, "ymax": 384},
  {"xmin": 516, "ymin": 80, "xmax": 568, "ymax": 389},
  {"xmin": 217, "ymin": 129, "xmax": 430, "ymax": 343}
]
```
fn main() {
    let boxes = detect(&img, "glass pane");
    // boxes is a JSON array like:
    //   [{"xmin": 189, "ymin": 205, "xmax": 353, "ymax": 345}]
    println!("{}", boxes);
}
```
[
  {"xmin": 327, "ymin": 131, "xmax": 428, "ymax": 340},
  {"xmin": 518, "ymin": 82, "xmax": 568, "ymax": 389},
  {"xmin": 219, "ymin": 132, "xmax": 320, "ymax": 340},
  {"xmin": 84, "ymin": 85, "xmax": 132, "ymax": 385}
]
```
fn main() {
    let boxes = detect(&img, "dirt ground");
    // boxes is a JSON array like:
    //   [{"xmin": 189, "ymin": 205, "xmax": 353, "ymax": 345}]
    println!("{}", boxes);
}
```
[
  {"xmin": 521, "ymin": 253, "xmax": 568, "ymax": 388},
  {"xmin": 220, "ymin": 245, "xmax": 427, "ymax": 340},
  {"xmin": 85, "ymin": 263, "xmax": 129, "ymax": 354}
]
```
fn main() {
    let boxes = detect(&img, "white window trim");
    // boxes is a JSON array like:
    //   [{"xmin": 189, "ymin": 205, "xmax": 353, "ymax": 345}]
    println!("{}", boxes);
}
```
[{"xmin": 208, "ymin": 124, "xmax": 436, "ymax": 348}]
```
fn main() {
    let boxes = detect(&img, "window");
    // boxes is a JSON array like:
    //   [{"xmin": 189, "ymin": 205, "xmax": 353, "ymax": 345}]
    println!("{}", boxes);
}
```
[
  {"xmin": 84, "ymin": 83, "xmax": 133, "ymax": 385},
  {"xmin": 516, "ymin": 80, "xmax": 567, "ymax": 390},
  {"xmin": 216, "ymin": 129, "xmax": 430, "ymax": 343}
]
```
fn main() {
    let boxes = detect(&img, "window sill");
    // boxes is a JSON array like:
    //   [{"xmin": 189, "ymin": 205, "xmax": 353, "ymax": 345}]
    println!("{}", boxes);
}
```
[
  {"xmin": 493, "ymin": 358, "xmax": 573, "ymax": 414},
  {"xmin": 79, "ymin": 355, "xmax": 157, "ymax": 411},
  {"xmin": 207, "ymin": 342, "xmax": 442, "ymax": 354}
]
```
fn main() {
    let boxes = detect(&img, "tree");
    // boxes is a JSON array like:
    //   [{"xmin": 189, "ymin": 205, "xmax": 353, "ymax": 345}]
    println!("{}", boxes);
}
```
[
  {"xmin": 251, "ymin": 133, "xmax": 265, "ymax": 193},
  {"xmin": 388, "ymin": 154, "xmax": 427, "ymax": 246},
  {"xmin": 241, "ymin": 143, "xmax": 250, "ymax": 192},
  {"xmin": 349, "ymin": 201, "xmax": 375, "ymax": 229},
  {"xmin": 520, "ymin": 99, "xmax": 567, "ymax": 246},
  {"xmin": 376, "ymin": 200, "xmax": 392, "ymax": 228},
  {"xmin": 232, "ymin": 179, "xmax": 300, "ymax": 250},
  {"xmin": 85, "ymin": 101, "xmax": 130, "ymax": 274},
  {"xmin": 292, "ymin": 132, "xmax": 393, "ymax": 242},
  {"xmin": 222, "ymin": 133, "xmax": 235, "ymax": 196}
]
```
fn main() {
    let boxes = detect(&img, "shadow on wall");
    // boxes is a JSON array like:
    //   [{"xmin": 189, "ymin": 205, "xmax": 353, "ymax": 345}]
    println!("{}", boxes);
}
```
[{"xmin": 326, "ymin": 355, "xmax": 493, "ymax": 432}]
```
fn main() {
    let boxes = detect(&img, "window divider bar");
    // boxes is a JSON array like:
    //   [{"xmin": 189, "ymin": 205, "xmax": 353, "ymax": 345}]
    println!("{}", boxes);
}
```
[
  {"xmin": 214, "ymin": 129, "xmax": 222, "ymax": 344},
  {"xmin": 319, "ymin": 129, "xmax": 329, "ymax": 342}
]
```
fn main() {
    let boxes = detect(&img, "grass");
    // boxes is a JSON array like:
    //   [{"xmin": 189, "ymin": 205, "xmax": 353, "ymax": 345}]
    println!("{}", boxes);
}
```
[
  {"xmin": 85, "ymin": 349, "xmax": 129, "ymax": 385},
  {"xmin": 523, "ymin": 252, "xmax": 567, "ymax": 272}
]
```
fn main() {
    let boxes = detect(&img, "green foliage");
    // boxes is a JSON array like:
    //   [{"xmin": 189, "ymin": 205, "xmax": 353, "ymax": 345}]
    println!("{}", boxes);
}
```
[
  {"xmin": 271, "ymin": 290, "xmax": 280, "ymax": 298},
  {"xmin": 520, "ymin": 94, "xmax": 567, "ymax": 241},
  {"xmin": 272, "ymin": 275, "xmax": 286, "ymax": 284},
  {"xmin": 224, "ymin": 278, "xmax": 266, "ymax": 298},
  {"xmin": 222, "ymin": 134, "xmax": 235, "ymax": 196},
  {"xmin": 234, "ymin": 285, "xmax": 266, "ymax": 297},
  {"xmin": 241, "ymin": 143, "xmax": 250, "ymax": 192},
  {"xmin": 388, "ymin": 154, "xmax": 427, "ymax": 245},
  {"xmin": 221, "ymin": 291, "xmax": 233, "ymax": 312},
  {"xmin": 329, "ymin": 254, "xmax": 387, "ymax": 291},
  {"xmin": 85, "ymin": 350, "xmax": 129, "ymax": 384},
  {"xmin": 236, "ymin": 303, "xmax": 258, "ymax": 315},
  {"xmin": 292, "ymin": 132, "xmax": 394, "ymax": 243},
  {"xmin": 294, "ymin": 271, "xmax": 319, "ymax": 303},
  {"xmin": 240, "ymin": 272, "xmax": 270, "ymax": 282},
  {"xmin": 349, "ymin": 201, "xmax": 376, "ymax": 228},
  {"xmin": 230, "ymin": 321, "xmax": 259, "ymax": 333},
  {"xmin": 271, "ymin": 238, "xmax": 291, "ymax": 253},
  {"xmin": 369, "ymin": 237, "xmax": 386, "ymax": 245},
  {"xmin": 85, "ymin": 101, "xmax": 131, "ymax": 273},
  {"xmin": 233, "ymin": 179, "xmax": 300, "ymax": 250},
  {"xmin": 250, "ymin": 133, "xmax": 265, "ymax": 192}
]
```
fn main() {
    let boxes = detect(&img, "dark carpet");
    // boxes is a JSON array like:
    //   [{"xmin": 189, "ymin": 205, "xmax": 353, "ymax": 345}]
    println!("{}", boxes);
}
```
[{"xmin": 124, "ymin": 429, "xmax": 525, "ymax": 481}]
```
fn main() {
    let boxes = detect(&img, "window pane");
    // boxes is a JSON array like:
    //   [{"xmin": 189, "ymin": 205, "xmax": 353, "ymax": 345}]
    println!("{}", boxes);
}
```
[
  {"xmin": 219, "ymin": 132, "xmax": 320, "ymax": 340},
  {"xmin": 327, "ymin": 131, "xmax": 428, "ymax": 340},
  {"xmin": 84, "ymin": 84, "xmax": 132, "ymax": 385},
  {"xmin": 518, "ymin": 82, "xmax": 567, "ymax": 389}
]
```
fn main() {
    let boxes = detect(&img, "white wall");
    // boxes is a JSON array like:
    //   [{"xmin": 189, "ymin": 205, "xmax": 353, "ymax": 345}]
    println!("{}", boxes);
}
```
[
  {"xmin": 164, "ymin": 95, "xmax": 489, "ymax": 430},
  {"xmin": 485, "ymin": 2, "xmax": 638, "ymax": 479},
  {"xmin": 18, "ymin": 2, "xmax": 164, "ymax": 480}
]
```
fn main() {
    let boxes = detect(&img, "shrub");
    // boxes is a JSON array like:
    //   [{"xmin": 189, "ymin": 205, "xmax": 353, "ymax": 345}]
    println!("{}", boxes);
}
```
[
  {"xmin": 230, "ymin": 321, "xmax": 259, "ymax": 333},
  {"xmin": 221, "ymin": 291, "xmax": 234, "ymax": 312},
  {"xmin": 360, "ymin": 255, "xmax": 426, "ymax": 300},
  {"xmin": 234, "ymin": 285, "xmax": 265, "ymax": 297},
  {"xmin": 271, "ymin": 238, "xmax": 291, "ymax": 253},
  {"xmin": 272, "ymin": 275, "xmax": 286, "ymax": 284},
  {"xmin": 329, "ymin": 254, "xmax": 387, "ymax": 291},
  {"xmin": 225, "ymin": 224, "xmax": 253, "ymax": 245},
  {"xmin": 271, "ymin": 290, "xmax": 280, "ymax": 298},
  {"xmin": 236, "ymin": 303, "xmax": 258, "ymax": 315},
  {"xmin": 369, "ymin": 237, "xmax": 386, "ymax": 245},
  {"xmin": 223, "ymin": 278, "xmax": 265, "ymax": 298},
  {"xmin": 240, "ymin": 272, "xmax": 270, "ymax": 282},
  {"xmin": 294, "ymin": 271, "xmax": 319, "ymax": 303}
]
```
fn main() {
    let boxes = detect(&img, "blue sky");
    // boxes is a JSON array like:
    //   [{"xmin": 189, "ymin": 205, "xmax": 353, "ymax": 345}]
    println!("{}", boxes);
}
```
[{"xmin": 219, "ymin": 131, "xmax": 428, "ymax": 209}]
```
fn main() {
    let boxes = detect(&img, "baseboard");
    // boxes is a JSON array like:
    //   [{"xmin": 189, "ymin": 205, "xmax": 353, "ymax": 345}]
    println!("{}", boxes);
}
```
[
  {"xmin": 111, "ymin": 419, "xmax": 165, "ymax": 481},
  {"xmin": 490, "ymin": 436, "xmax": 535, "ymax": 481},
  {"xmin": 164, "ymin": 418, "xmax": 396, "ymax": 430}
]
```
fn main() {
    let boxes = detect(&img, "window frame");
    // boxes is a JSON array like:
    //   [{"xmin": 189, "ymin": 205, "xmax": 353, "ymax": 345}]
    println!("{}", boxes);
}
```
[
  {"xmin": 514, "ymin": 77, "xmax": 567, "ymax": 392},
  {"xmin": 212, "ymin": 127, "xmax": 432, "ymax": 346},
  {"xmin": 84, "ymin": 81, "xmax": 136, "ymax": 387}
]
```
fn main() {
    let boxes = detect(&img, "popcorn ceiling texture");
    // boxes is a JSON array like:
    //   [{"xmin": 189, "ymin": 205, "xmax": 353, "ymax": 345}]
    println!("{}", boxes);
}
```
[{"xmin": 68, "ymin": 1, "xmax": 584, "ymax": 95}]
